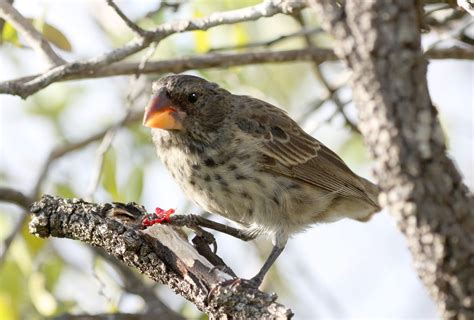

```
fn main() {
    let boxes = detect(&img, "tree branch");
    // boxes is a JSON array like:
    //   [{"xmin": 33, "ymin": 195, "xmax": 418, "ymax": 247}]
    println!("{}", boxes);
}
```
[
  {"xmin": 1, "ymin": 46, "xmax": 472, "ymax": 99},
  {"xmin": 457, "ymin": 0, "xmax": 474, "ymax": 16},
  {"xmin": 0, "ymin": 187, "xmax": 31, "ymax": 209},
  {"xmin": 310, "ymin": 1, "xmax": 474, "ymax": 318},
  {"xmin": 105, "ymin": 0, "xmax": 149, "ymax": 36},
  {"xmin": 0, "ymin": 0, "xmax": 304, "ymax": 99},
  {"xmin": 0, "ymin": 0, "xmax": 65, "ymax": 66},
  {"xmin": 29, "ymin": 195, "xmax": 293, "ymax": 319}
]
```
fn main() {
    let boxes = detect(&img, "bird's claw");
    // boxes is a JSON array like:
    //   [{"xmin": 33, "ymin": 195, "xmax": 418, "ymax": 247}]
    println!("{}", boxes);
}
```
[
  {"xmin": 191, "ymin": 225, "xmax": 217, "ymax": 253},
  {"xmin": 206, "ymin": 275, "xmax": 264, "ymax": 302},
  {"xmin": 218, "ymin": 276, "xmax": 261, "ymax": 289}
]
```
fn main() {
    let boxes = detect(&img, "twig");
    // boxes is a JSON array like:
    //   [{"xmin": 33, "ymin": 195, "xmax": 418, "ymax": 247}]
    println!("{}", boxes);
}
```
[
  {"xmin": 0, "ymin": 187, "xmax": 31, "ymax": 209},
  {"xmin": 425, "ymin": 45, "xmax": 474, "ymax": 59},
  {"xmin": 294, "ymin": 13, "xmax": 360, "ymax": 134},
  {"xmin": 209, "ymin": 26, "xmax": 323, "ymax": 52},
  {"xmin": 0, "ymin": 0, "xmax": 65, "ymax": 66},
  {"xmin": 0, "ymin": 0, "xmax": 305, "ymax": 99},
  {"xmin": 29, "ymin": 195, "xmax": 293, "ymax": 319},
  {"xmin": 2, "ymin": 45, "xmax": 470, "ymax": 99},
  {"xmin": 105, "ymin": 0, "xmax": 150, "ymax": 36}
]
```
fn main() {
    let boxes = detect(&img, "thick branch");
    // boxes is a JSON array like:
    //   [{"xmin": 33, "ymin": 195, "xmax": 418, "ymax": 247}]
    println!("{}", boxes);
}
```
[
  {"xmin": 310, "ymin": 1, "xmax": 474, "ymax": 319},
  {"xmin": 0, "ymin": 0, "xmax": 65, "ymax": 66},
  {"xmin": 29, "ymin": 195, "xmax": 293, "ymax": 319}
]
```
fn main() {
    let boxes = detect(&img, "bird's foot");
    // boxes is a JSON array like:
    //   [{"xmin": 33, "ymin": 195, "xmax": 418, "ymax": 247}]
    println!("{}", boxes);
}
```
[
  {"xmin": 206, "ymin": 276, "xmax": 263, "ymax": 302},
  {"xmin": 192, "ymin": 227, "xmax": 217, "ymax": 254},
  {"xmin": 219, "ymin": 276, "xmax": 262, "ymax": 289}
]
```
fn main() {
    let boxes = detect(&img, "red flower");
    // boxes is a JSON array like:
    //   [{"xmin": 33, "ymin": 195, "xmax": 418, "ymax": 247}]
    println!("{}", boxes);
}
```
[{"xmin": 141, "ymin": 207, "xmax": 175, "ymax": 227}]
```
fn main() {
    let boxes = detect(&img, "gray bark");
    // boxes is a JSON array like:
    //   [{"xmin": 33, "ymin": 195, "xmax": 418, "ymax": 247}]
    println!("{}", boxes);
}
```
[{"xmin": 310, "ymin": 1, "xmax": 474, "ymax": 319}]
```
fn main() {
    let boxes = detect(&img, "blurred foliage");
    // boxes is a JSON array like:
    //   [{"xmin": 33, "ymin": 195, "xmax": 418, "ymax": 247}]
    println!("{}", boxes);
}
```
[
  {"xmin": 29, "ymin": 18, "xmax": 72, "ymax": 52},
  {"xmin": 0, "ymin": 18, "xmax": 72, "ymax": 51},
  {"xmin": 0, "ymin": 0, "xmax": 470, "ymax": 319},
  {"xmin": 1, "ymin": 22, "xmax": 20, "ymax": 46}
]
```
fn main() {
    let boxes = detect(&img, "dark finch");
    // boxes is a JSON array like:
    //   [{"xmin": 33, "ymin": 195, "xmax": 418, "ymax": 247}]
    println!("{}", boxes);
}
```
[{"xmin": 144, "ymin": 74, "xmax": 380, "ymax": 287}]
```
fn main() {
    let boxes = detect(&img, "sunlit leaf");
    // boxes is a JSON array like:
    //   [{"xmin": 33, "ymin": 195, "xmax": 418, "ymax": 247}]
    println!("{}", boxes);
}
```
[
  {"xmin": 41, "ymin": 22, "xmax": 72, "ymax": 52},
  {"xmin": 28, "ymin": 18, "xmax": 72, "ymax": 52},
  {"xmin": 0, "ymin": 293, "xmax": 18, "ymax": 320},
  {"xmin": 0, "ymin": 260, "xmax": 26, "ymax": 314},
  {"xmin": 233, "ymin": 24, "xmax": 248, "ymax": 47},
  {"xmin": 195, "ymin": 30, "xmax": 210, "ymax": 53},
  {"xmin": 54, "ymin": 183, "xmax": 76, "ymax": 198},
  {"xmin": 1, "ymin": 22, "xmax": 20, "ymax": 46},
  {"xmin": 21, "ymin": 222, "xmax": 45, "ymax": 257},
  {"xmin": 193, "ymin": 10, "xmax": 210, "ymax": 53}
]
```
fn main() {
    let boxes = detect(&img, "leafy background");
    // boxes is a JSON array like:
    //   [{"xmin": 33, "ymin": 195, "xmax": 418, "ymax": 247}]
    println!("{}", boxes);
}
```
[{"xmin": 0, "ymin": 1, "xmax": 472, "ymax": 319}]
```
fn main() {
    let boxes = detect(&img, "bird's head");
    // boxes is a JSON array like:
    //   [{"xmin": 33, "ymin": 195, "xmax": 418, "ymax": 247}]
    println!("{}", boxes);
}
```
[{"xmin": 143, "ymin": 74, "xmax": 231, "ymax": 140}]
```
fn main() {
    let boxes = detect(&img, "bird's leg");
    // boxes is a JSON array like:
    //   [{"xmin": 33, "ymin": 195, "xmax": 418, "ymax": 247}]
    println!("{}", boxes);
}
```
[
  {"xmin": 249, "ymin": 244, "xmax": 285, "ymax": 287},
  {"xmin": 169, "ymin": 214, "xmax": 256, "ymax": 242}
]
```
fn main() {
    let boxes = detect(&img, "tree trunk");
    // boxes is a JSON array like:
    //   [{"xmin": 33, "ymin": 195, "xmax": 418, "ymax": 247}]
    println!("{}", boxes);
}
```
[{"xmin": 310, "ymin": 1, "xmax": 474, "ymax": 319}]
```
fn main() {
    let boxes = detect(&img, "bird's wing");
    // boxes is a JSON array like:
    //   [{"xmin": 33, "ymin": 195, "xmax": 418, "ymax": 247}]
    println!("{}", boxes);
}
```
[{"xmin": 235, "ymin": 96, "xmax": 377, "ymax": 206}]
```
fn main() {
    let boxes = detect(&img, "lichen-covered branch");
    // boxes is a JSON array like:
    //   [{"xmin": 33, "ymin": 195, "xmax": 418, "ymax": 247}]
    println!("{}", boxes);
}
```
[
  {"xmin": 309, "ymin": 1, "xmax": 474, "ymax": 319},
  {"xmin": 29, "ymin": 195, "xmax": 293, "ymax": 319}
]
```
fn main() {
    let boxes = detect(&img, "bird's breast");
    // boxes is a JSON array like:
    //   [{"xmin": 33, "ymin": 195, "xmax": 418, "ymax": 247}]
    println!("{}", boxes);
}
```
[{"xmin": 152, "ymin": 130, "xmax": 273, "ymax": 225}]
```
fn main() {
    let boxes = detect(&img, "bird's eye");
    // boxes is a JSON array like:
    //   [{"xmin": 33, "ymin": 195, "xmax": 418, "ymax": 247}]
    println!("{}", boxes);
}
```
[{"xmin": 187, "ymin": 92, "xmax": 198, "ymax": 103}]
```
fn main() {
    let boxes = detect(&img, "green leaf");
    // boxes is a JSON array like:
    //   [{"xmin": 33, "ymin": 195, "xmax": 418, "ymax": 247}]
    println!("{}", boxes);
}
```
[
  {"xmin": 21, "ymin": 223, "xmax": 45, "ymax": 258},
  {"xmin": 0, "ymin": 293, "xmax": 18, "ymax": 320},
  {"xmin": 233, "ymin": 24, "xmax": 248, "ymax": 47},
  {"xmin": 54, "ymin": 183, "xmax": 76, "ymax": 198},
  {"xmin": 0, "ymin": 260, "xmax": 26, "ymax": 314},
  {"xmin": 1, "ymin": 22, "xmax": 20, "ymax": 46},
  {"xmin": 124, "ymin": 166, "xmax": 144, "ymax": 202},
  {"xmin": 28, "ymin": 18, "xmax": 72, "ymax": 52},
  {"xmin": 102, "ymin": 149, "xmax": 120, "ymax": 201},
  {"xmin": 40, "ymin": 22, "xmax": 72, "ymax": 52},
  {"xmin": 193, "ymin": 10, "xmax": 210, "ymax": 53}
]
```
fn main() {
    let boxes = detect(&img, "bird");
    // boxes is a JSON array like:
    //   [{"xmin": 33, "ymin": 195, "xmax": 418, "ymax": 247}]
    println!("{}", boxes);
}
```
[{"xmin": 143, "ymin": 74, "xmax": 380, "ymax": 287}]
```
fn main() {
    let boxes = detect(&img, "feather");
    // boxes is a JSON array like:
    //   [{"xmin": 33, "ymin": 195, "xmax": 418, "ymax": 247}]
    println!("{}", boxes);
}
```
[{"xmin": 234, "ymin": 96, "xmax": 379, "ymax": 209}]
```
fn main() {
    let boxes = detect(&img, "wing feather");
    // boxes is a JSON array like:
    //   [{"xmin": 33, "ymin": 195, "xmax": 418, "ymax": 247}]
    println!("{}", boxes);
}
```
[{"xmin": 234, "ymin": 96, "xmax": 377, "ymax": 207}]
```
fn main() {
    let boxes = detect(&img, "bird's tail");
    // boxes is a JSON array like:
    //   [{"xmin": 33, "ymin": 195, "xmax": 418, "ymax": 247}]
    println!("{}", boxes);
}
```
[{"xmin": 355, "ymin": 177, "xmax": 381, "ymax": 222}]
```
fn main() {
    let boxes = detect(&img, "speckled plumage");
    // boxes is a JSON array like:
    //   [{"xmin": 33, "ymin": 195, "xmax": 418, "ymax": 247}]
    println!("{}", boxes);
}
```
[{"xmin": 147, "ymin": 74, "xmax": 380, "ymax": 285}]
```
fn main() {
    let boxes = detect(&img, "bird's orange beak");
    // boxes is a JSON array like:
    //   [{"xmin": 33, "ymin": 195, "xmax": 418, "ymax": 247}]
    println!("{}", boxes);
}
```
[{"xmin": 143, "ymin": 89, "xmax": 183, "ymax": 130}]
